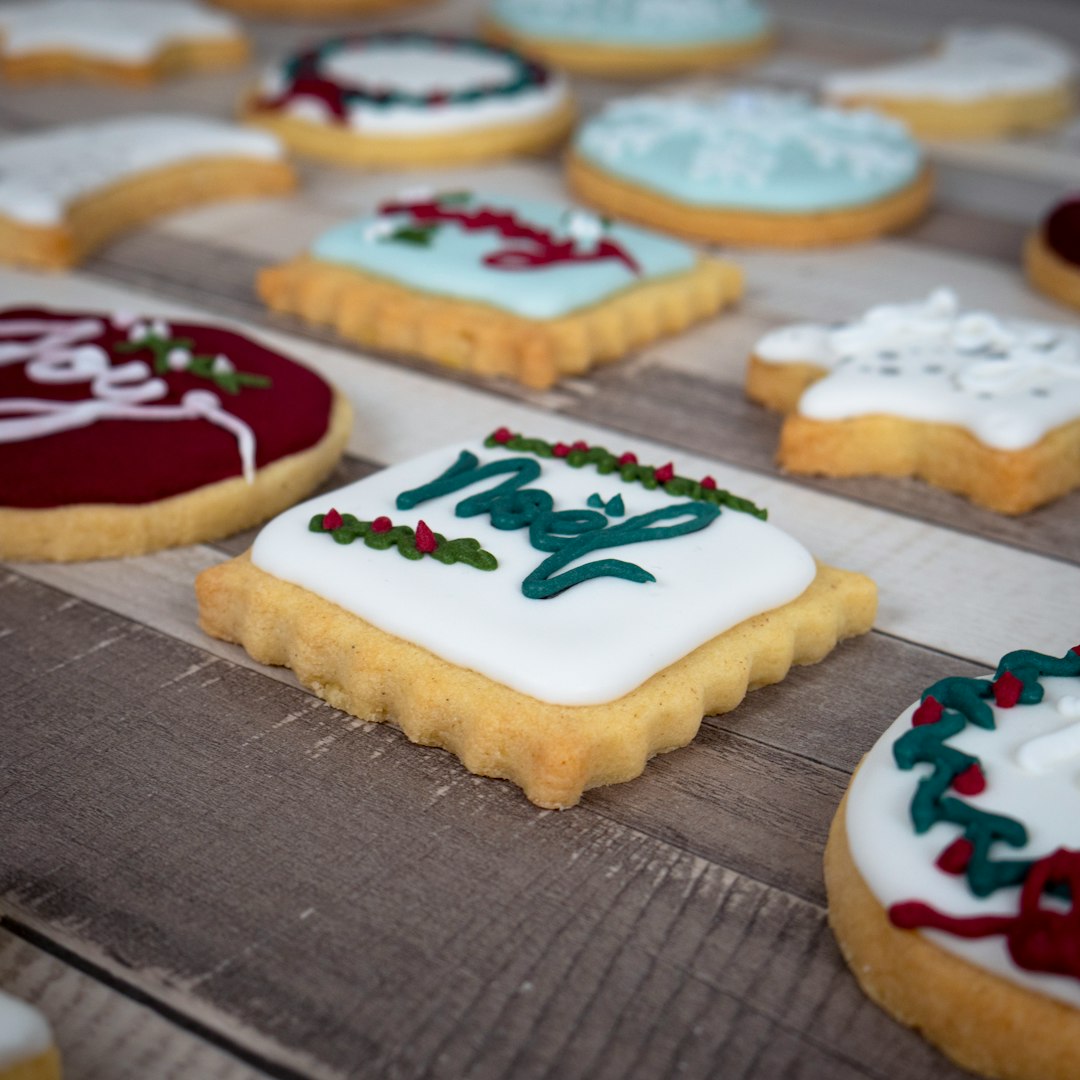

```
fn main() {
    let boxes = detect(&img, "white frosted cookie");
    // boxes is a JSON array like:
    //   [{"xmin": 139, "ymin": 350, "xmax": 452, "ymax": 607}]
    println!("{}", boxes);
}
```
[
  {"xmin": 0, "ymin": 990, "xmax": 60, "ymax": 1080},
  {"xmin": 243, "ymin": 31, "xmax": 574, "ymax": 168},
  {"xmin": 747, "ymin": 288, "xmax": 1080, "ymax": 514},
  {"xmin": 258, "ymin": 188, "xmax": 743, "ymax": 388},
  {"xmin": 826, "ymin": 646, "xmax": 1080, "ymax": 1080},
  {"xmin": 823, "ymin": 26, "xmax": 1077, "ymax": 138},
  {"xmin": 0, "ymin": 115, "xmax": 295, "ymax": 270},
  {"xmin": 197, "ymin": 428, "xmax": 877, "ymax": 808},
  {"xmin": 482, "ymin": 0, "xmax": 773, "ymax": 78},
  {"xmin": 567, "ymin": 91, "xmax": 931, "ymax": 247},
  {"xmin": 0, "ymin": 0, "xmax": 247, "ymax": 83}
]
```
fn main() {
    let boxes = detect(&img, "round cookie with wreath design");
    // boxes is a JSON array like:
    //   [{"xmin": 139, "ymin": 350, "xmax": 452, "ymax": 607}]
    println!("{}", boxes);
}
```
[
  {"xmin": 0, "ymin": 307, "xmax": 352, "ymax": 561},
  {"xmin": 826, "ymin": 645, "xmax": 1080, "ymax": 1080},
  {"xmin": 482, "ymin": 0, "xmax": 772, "ymax": 78},
  {"xmin": 244, "ymin": 32, "xmax": 574, "ymax": 168},
  {"xmin": 567, "ymin": 90, "xmax": 931, "ymax": 247}
]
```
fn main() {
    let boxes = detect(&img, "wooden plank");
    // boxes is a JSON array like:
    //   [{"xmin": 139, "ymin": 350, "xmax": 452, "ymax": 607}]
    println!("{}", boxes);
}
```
[
  {"xmin": 0, "ymin": 928, "xmax": 270, "ymax": 1080},
  {"xmin": 0, "ymin": 572, "xmax": 978, "ymax": 1079}
]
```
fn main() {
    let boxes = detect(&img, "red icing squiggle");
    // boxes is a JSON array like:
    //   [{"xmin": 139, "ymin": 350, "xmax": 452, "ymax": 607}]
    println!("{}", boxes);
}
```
[
  {"xmin": 1, "ymin": 309, "xmax": 334, "ymax": 509},
  {"xmin": 379, "ymin": 198, "xmax": 643, "ymax": 276},
  {"xmin": 1044, "ymin": 197, "xmax": 1080, "ymax": 269},
  {"xmin": 890, "ymin": 849, "xmax": 1080, "ymax": 980}
]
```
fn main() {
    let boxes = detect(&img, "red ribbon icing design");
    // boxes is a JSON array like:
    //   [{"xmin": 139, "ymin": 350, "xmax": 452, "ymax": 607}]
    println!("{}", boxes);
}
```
[
  {"xmin": 379, "ymin": 197, "xmax": 643, "ymax": 276},
  {"xmin": 891, "ymin": 849, "xmax": 1080, "ymax": 980}
]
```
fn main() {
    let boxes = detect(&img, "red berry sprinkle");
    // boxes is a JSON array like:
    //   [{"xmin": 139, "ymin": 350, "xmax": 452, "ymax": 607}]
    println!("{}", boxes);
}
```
[
  {"xmin": 553, "ymin": 442, "xmax": 571, "ymax": 458},
  {"xmin": 936, "ymin": 838, "xmax": 975, "ymax": 875},
  {"xmin": 701, "ymin": 476, "xmax": 717, "ymax": 490},
  {"xmin": 371, "ymin": 516, "xmax": 392, "ymax": 533},
  {"xmin": 492, "ymin": 427, "xmax": 513, "ymax": 444},
  {"xmin": 993, "ymin": 670, "xmax": 1023, "ymax": 708},
  {"xmin": 654, "ymin": 462, "xmax": 675, "ymax": 483},
  {"xmin": 912, "ymin": 696, "xmax": 943, "ymax": 726},
  {"xmin": 618, "ymin": 452, "xmax": 638, "ymax": 466},
  {"xmin": 571, "ymin": 440, "xmax": 589, "ymax": 451},
  {"xmin": 322, "ymin": 508, "xmax": 343, "ymax": 531},
  {"xmin": 952, "ymin": 763, "xmax": 986, "ymax": 796},
  {"xmin": 415, "ymin": 520, "xmax": 437, "ymax": 554}
]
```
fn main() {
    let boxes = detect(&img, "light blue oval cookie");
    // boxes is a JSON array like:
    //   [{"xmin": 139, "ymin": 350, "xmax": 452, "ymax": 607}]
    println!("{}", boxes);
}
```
[
  {"xmin": 574, "ymin": 91, "xmax": 923, "ymax": 214},
  {"xmin": 486, "ymin": 0, "xmax": 769, "ymax": 48}
]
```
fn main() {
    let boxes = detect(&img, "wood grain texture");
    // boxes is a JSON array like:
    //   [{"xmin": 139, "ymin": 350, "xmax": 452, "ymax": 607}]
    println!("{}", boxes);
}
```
[
  {"xmin": 3, "ymin": 0, "xmax": 1080, "ymax": 1075},
  {"xmin": 0, "ymin": 929, "xmax": 269, "ymax": 1080},
  {"xmin": 0, "ymin": 572, "xmax": 978, "ymax": 1080}
]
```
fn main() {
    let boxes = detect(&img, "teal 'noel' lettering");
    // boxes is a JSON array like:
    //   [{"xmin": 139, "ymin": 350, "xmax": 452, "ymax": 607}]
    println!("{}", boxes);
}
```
[
  {"xmin": 396, "ymin": 449, "xmax": 720, "ymax": 599},
  {"xmin": 523, "ymin": 502, "xmax": 718, "ymax": 600},
  {"xmin": 397, "ymin": 450, "xmax": 541, "ymax": 511}
]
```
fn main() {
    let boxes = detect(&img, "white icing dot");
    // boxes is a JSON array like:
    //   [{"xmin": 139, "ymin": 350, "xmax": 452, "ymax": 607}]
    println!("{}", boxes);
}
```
[
  {"xmin": 1059, "ymin": 695, "xmax": 1080, "ymax": 718},
  {"xmin": 166, "ymin": 347, "xmax": 191, "ymax": 371},
  {"xmin": 211, "ymin": 354, "xmax": 234, "ymax": 375}
]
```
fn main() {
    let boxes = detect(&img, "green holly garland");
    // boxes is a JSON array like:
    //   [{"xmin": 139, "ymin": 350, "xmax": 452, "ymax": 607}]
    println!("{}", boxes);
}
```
[
  {"xmin": 484, "ymin": 428, "xmax": 767, "ymax": 520},
  {"xmin": 310, "ymin": 511, "xmax": 497, "ymax": 571},
  {"xmin": 118, "ymin": 327, "xmax": 271, "ymax": 395},
  {"xmin": 892, "ymin": 647, "xmax": 1080, "ymax": 899}
]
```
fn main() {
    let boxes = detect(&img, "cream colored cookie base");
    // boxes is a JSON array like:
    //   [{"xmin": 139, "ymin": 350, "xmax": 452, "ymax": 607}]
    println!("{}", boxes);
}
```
[
  {"xmin": 825, "ymin": 794, "xmax": 1080, "ymax": 1080},
  {"xmin": 196, "ymin": 555, "xmax": 876, "ymax": 808},
  {"xmin": 827, "ymin": 84, "xmax": 1075, "ymax": 139},
  {"xmin": 777, "ymin": 409, "xmax": 1080, "ymax": 515},
  {"xmin": 0, "ymin": 156, "xmax": 296, "ymax": 271},
  {"xmin": 0, "ymin": 36, "xmax": 248, "ymax": 84},
  {"xmin": 482, "ymin": 17, "xmax": 773, "ymax": 77},
  {"xmin": 211, "ymin": 0, "xmax": 422, "ymax": 14},
  {"xmin": 745, "ymin": 353, "xmax": 827, "ymax": 413},
  {"xmin": 242, "ymin": 97, "xmax": 575, "ymax": 169},
  {"xmin": 1, "ymin": 393, "xmax": 352, "ymax": 562},
  {"xmin": 1024, "ymin": 231, "xmax": 1080, "ymax": 314},
  {"xmin": 0, "ymin": 1045, "xmax": 62, "ymax": 1080},
  {"xmin": 258, "ymin": 254, "xmax": 743, "ymax": 389},
  {"xmin": 567, "ymin": 154, "xmax": 934, "ymax": 248}
]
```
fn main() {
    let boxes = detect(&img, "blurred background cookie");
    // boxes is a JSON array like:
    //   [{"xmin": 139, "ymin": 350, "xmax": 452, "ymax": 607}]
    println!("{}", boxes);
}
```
[
  {"xmin": 568, "ymin": 91, "xmax": 931, "ymax": 247},
  {"xmin": 823, "ymin": 26, "xmax": 1077, "ymax": 139},
  {"xmin": 482, "ymin": 0, "xmax": 772, "ymax": 78},
  {"xmin": 244, "ymin": 32, "xmax": 574, "ymax": 168},
  {"xmin": 0, "ymin": 0, "xmax": 247, "ymax": 84}
]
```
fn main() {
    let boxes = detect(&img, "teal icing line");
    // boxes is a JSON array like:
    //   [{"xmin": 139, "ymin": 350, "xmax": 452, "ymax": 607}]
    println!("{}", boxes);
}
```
[{"xmin": 892, "ymin": 647, "xmax": 1080, "ymax": 899}]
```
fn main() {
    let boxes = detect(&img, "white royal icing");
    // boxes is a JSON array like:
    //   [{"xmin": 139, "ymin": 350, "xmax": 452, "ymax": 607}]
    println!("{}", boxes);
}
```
[
  {"xmin": 847, "ymin": 673, "xmax": 1080, "ymax": 1008},
  {"xmin": 0, "ymin": 114, "xmax": 283, "ymax": 227},
  {"xmin": 487, "ymin": 0, "xmax": 769, "ymax": 48},
  {"xmin": 257, "ymin": 36, "xmax": 570, "ymax": 136},
  {"xmin": 0, "ymin": 990, "xmax": 52, "ymax": 1071},
  {"xmin": 250, "ymin": 437, "xmax": 816, "ymax": 706},
  {"xmin": 0, "ymin": 315, "xmax": 257, "ymax": 481},
  {"xmin": 574, "ymin": 91, "xmax": 922, "ymax": 213},
  {"xmin": 824, "ymin": 26, "xmax": 1077, "ymax": 104},
  {"xmin": 756, "ymin": 288, "xmax": 1080, "ymax": 451},
  {"xmin": 0, "ymin": 0, "xmax": 238, "ymax": 64}
]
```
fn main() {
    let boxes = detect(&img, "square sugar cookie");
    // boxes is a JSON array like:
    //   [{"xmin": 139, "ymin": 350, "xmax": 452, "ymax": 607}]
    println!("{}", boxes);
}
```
[
  {"xmin": 258, "ymin": 189, "xmax": 742, "ymax": 389},
  {"xmin": 197, "ymin": 429, "xmax": 876, "ymax": 807}
]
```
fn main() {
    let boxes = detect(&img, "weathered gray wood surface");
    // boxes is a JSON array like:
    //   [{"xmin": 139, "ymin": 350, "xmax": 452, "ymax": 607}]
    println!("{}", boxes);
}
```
[{"xmin": 2, "ymin": 0, "xmax": 1079, "ymax": 1077}]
